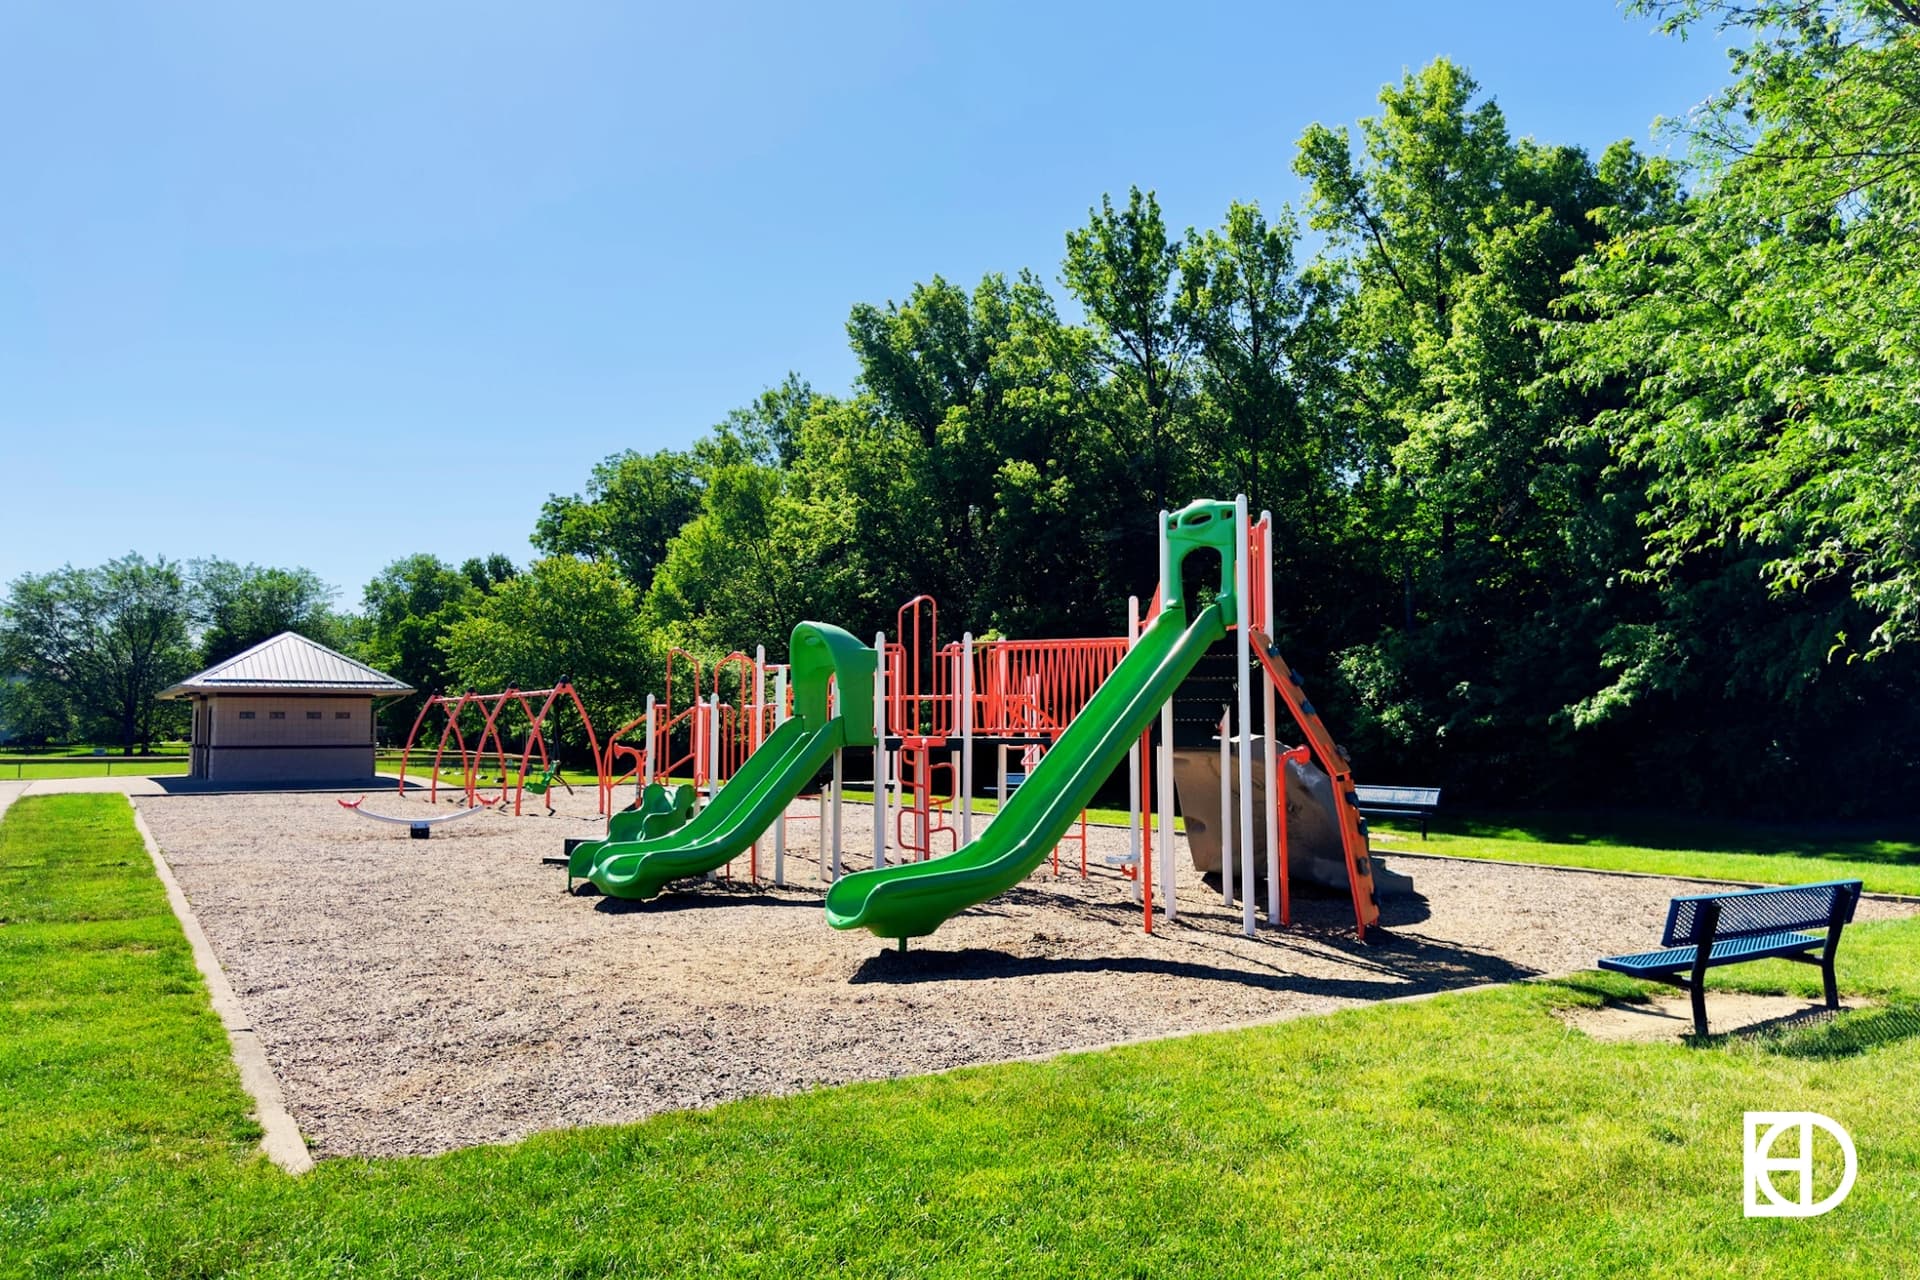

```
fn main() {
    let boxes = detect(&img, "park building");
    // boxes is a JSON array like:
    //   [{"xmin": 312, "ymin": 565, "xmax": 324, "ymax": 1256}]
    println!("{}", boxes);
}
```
[{"xmin": 160, "ymin": 632, "xmax": 412, "ymax": 783}]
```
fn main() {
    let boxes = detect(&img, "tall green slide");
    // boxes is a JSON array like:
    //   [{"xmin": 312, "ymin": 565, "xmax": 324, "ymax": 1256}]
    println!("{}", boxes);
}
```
[
  {"xmin": 826, "ymin": 498, "xmax": 1239, "ymax": 941},
  {"xmin": 575, "ymin": 621, "xmax": 876, "ymax": 900}
]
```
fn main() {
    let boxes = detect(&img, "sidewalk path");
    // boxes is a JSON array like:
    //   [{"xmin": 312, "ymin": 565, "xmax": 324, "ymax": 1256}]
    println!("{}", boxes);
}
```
[
  {"xmin": 0, "ymin": 779, "xmax": 27, "ymax": 825},
  {"xmin": 0, "ymin": 774, "xmax": 167, "ymax": 825}
]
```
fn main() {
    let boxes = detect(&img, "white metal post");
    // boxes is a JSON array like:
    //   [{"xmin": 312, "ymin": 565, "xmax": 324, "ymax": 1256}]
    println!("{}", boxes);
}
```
[
  {"xmin": 1156, "ymin": 509, "xmax": 1177, "ymax": 920},
  {"xmin": 1235, "ymin": 495, "xmax": 1256, "ymax": 937},
  {"xmin": 828, "ymin": 679, "xmax": 841, "ymax": 879},
  {"xmin": 829, "ymin": 749, "xmax": 843, "ymax": 880},
  {"xmin": 1219, "ymin": 708, "xmax": 1234, "ymax": 907},
  {"xmin": 705, "ymin": 692, "xmax": 722, "ymax": 881},
  {"xmin": 960, "ymin": 632, "xmax": 974, "ymax": 843},
  {"xmin": 1126, "ymin": 596, "xmax": 1141, "ymax": 904},
  {"xmin": 773, "ymin": 665, "xmax": 789, "ymax": 886},
  {"xmin": 642, "ymin": 694, "xmax": 656, "ymax": 792},
  {"xmin": 873, "ymin": 631, "xmax": 888, "ymax": 870},
  {"xmin": 1261, "ymin": 511, "xmax": 1280, "ymax": 925}
]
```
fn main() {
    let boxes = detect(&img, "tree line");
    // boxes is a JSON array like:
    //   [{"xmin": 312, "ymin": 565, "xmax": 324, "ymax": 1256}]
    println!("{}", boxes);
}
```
[{"xmin": 5, "ymin": 4, "xmax": 1916, "ymax": 815}]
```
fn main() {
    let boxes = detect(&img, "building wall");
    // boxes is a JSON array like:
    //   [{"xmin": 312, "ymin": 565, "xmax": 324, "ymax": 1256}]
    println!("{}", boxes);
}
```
[{"xmin": 199, "ymin": 694, "xmax": 376, "ymax": 781}]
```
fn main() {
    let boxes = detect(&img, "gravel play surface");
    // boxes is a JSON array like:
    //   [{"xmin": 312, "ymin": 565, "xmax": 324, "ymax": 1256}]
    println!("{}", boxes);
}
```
[{"xmin": 135, "ymin": 789, "xmax": 1915, "ymax": 1158}]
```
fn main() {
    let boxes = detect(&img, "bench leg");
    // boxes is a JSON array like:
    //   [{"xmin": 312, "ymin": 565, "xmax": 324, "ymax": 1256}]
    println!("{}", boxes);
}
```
[
  {"xmin": 1821, "ymin": 896, "xmax": 1848, "ymax": 1011},
  {"xmin": 1687, "ymin": 909, "xmax": 1718, "ymax": 1038}
]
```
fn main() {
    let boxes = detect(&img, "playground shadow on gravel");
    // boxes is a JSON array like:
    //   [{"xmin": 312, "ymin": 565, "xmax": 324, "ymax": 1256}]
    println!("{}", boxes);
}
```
[
  {"xmin": 582, "ymin": 884, "xmax": 824, "ymax": 913},
  {"xmin": 848, "ymin": 921, "xmax": 1532, "ymax": 999},
  {"xmin": 978, "ymin": 870, "xmax": 1434, "ymax": 933}
]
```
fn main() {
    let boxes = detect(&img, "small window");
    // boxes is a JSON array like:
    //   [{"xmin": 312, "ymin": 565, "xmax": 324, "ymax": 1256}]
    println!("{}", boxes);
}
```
[
  {"xmin": 269, "ymin": 711, "xmax": 286, "ymax": 721},
  {"xmin": 335, "ymin": 710, "xmax": 351, "ymax": 719},
  {"xmin": 238, "ymin": 711, "xmax": 256, "ymax": 720},
  {"xmin": 307, "ymin": 711, "xmax": 322, "ymax": 720}
]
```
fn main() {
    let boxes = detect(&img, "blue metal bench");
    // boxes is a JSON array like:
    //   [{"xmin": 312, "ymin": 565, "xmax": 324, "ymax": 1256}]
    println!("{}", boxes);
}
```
[
  {"xmin": 1352, "ymin": 784, "xmax": 1441, "ymax": 839},
  {"xmin": 1597, "ymin": 880, "xmax": 1863, "ymax": 1036}
]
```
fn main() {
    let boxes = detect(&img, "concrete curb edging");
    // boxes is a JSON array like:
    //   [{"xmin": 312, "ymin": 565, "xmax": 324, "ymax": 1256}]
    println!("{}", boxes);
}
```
[{"xmin": 129, "ymin": 800, "xmax": 315, "ymax": 1175}]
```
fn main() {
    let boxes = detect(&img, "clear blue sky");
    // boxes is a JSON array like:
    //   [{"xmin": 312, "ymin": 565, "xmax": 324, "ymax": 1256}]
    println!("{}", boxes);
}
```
[{"xmin": 1, "ymin": 1, "xmax": 1729, "ymax": 604}]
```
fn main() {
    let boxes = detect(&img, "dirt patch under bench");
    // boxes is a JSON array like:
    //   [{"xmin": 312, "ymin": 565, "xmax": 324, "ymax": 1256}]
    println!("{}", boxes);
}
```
[{"xmin": 1559, "ymin": 993, "xmax": 1869, "ymax": 1043}]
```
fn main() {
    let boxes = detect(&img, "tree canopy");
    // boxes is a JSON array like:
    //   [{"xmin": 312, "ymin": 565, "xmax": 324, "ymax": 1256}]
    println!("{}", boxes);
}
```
[
  {"xmin": 7, "ymin": 12, "xmax": 1915, "ymax": 813},
  {"xmin": 1, "ymin": 556, "xmax": 195, "ymax": 751}
]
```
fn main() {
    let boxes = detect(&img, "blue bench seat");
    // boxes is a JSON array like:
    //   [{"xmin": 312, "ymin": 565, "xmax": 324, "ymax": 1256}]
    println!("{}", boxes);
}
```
[{"xmin": 1599, "ymin": 929, "xmax": 1825, "ymax": 976}]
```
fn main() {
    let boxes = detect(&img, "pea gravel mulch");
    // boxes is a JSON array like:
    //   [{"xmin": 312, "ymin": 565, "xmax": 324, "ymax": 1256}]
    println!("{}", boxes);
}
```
[{"xmin": 135, "ymin": 790, "xmax": 1914, "ymax": 1158}]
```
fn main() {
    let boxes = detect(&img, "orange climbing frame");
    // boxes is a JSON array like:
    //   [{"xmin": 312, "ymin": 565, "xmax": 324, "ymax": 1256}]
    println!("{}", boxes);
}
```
[
  {"xmin": 480, "ymin": 682, "xmax": 606, "ymax": 816},
  {"xmin": 397, "ymin": 682, "xmax": 607, "ymax": 816},
  {"xmin": 397, "ymin": 691, "xmax": 512, "ymax": 807}
]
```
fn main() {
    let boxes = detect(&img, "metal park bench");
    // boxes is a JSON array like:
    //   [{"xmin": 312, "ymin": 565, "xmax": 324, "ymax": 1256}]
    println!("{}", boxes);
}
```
[
  {"xmin": 1597, "ymin": 880, "xmax": 1863, "ymax": 1037},
  {"xmin": 1352, "ymin": 784, "xmax": 1442, "ymax": 839}
]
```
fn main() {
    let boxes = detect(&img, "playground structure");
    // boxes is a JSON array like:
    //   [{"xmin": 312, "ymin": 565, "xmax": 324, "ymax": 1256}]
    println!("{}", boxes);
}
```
[
  {"xmin": 396, "ymin": 682, "xmax": 608, "ymax": 817},
  {"xmin": 821, "ymin": 496, "xmax": 1380, "ymax": 944},
  {"xmin": 570, "ymin": 496, "xmax": 1383, "ymax": 945},
  {"xmin": 580, "ymin": 600, "xmax": 1136, "ymax": 894}
]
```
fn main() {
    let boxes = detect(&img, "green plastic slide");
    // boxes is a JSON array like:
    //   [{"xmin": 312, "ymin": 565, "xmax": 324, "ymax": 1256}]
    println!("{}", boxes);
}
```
[
  {"xmin": 566, "ymin": 782, "xmax": 694, "ymax": 879},
  {"xmin": 826, "ymin": 497, "xmax": 1240, "ymax": 942},
  {"xmin": 578, "ymin": 621, "xmax": 876, "ymax": 900}
]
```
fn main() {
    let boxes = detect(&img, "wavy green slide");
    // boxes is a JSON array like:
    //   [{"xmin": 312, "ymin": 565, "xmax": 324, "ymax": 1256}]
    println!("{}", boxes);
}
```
[
  {"xmin": 579, "ymin": 621, "xmax": 876, "ymax": 900},
  {"xmin": 826, "ymin": 497, "xmax": 1240, "ymax": 942}
]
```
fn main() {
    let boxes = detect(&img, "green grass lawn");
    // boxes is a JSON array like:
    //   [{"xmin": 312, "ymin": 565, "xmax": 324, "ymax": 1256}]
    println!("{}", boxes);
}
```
[
  {"xmin": 1369, "ymin": 810, "xmax": 1920, "ymax": 897},
  {"xmin": 0, "ymin": 740, "xmax": 190, "ymax": 756},
  {"xmin": 0, "ymin": 756, "xmax": 190, "ymax": 780},
  {"xmin": 6, "ymin": 792, "xmax": 1917, "ymax": 1277},
  {"xmin": 1, "ymin": 741, "xmax": 192, "ymax": 780}
]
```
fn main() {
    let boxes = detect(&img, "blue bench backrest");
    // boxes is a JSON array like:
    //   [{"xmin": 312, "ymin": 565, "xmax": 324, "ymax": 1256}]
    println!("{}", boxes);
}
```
[{"xmin": 1662, "ymin": 880, "xmax": 1862, "ymax": 947}]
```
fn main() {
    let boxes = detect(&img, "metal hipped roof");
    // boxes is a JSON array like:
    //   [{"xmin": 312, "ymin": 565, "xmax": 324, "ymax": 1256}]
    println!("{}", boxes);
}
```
[{"xmin": 160, "ymin": 631, "xmax": 414, "ymax": 698}]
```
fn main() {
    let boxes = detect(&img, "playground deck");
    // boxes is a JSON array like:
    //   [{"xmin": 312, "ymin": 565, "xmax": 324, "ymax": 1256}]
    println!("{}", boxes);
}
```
[{"xmin": 134, "ymin": 789, "xmax": 1918, "ymax": 1159}]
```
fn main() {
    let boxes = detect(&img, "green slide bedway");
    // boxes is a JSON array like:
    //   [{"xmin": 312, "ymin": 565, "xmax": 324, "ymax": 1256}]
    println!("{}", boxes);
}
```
[
  {"xmin": 825, "ymin": 498, "xmax": 1240, "ymax": 942},
  {"xmin": 572, "ymin": 621, "xmax": 876, "ymax": 899},
  {"xmin": 565, "ymin": 781, "xmax": 695, "ymax": 879}
]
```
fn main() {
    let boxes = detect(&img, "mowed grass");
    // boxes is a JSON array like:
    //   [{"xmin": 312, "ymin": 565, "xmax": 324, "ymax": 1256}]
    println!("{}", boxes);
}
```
[
  {"xmin": 1370, "ymin": 810, "xmax": 1920, "ymax": 897},
  {"xmin": 5, "ymin": 794, "xmax": 1920, "ymax": 1277},
  {"xmin": 0, "ymin": 741, "xmax": 189, "ymax": 757},
  {"xmin": 0, "ymin": 758, "xmax": 190, "ymax": 781}
]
